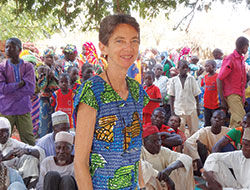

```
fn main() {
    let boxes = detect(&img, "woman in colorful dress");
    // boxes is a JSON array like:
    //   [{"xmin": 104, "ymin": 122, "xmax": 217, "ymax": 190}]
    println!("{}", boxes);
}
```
[
  {"xmin": 38, "ymin": 49, "xmax": 60, "ymax": 137},
  {"xmin": 74, "ymin": 14, "xmax": 149, "ymax": 189}
]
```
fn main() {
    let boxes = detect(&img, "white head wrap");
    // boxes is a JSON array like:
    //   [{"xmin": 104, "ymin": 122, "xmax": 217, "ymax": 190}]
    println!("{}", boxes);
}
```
[
  {"xmin": 0, "ymin": 117, "xmax": 11, "ymax": 135},
  {"xmin": 243, "ymin": 128, "xmax": 250, "ymax": 141},
  {"xmin": 55, "ymin": 131, "xmax": 74, "ymax": 145},
  {"xmin": 51, "ymin": 111, "xmax": 69, "ymax": 126}
]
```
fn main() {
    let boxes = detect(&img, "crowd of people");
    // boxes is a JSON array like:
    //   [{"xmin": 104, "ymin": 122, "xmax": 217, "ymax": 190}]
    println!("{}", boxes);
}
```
[{"xmin": 0, "ymin": 13, "xmax": 250, "ymax": 190}]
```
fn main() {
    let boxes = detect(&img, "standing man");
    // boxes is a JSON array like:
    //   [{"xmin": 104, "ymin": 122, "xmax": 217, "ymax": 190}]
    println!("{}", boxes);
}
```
[
  {"xmin": 217, "ymin": 36, "xmax": 249, "ymax": 128},
  {"xmin": 0, "ymin": 37, "xmax": 35, "ymax": 145}
]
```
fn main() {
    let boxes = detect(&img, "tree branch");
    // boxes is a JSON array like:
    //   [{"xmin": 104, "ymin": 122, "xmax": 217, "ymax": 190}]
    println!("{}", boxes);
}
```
[
  {"xmin": 173, "ymin": 0, "xmax": 199, "ymax": 31},
  {"xmin": 116, "ymin": 0, "xmax": 121, "ymax": 13}
]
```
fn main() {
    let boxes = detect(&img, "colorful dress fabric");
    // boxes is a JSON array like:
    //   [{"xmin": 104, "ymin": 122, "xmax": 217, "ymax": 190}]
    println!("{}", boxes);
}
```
[
  {"xmin": 225, "ymin": 126, "xmax": 243, "ymax": 150},
  {"xmin": 74, "ymin": 75, "xmax": 149, "ymax": 189},
  {"xmin": 51, "ymin": 89, "xmax": 75, "ymax": 129}
]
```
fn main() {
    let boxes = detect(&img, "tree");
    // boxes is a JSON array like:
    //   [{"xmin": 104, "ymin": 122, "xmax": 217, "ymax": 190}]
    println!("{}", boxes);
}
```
[
  {"xmin": 0, "ymin": 0, "xmax": 189, "ymax": 32},
  {"xmin": 0, "ymin": 1, "xmax": 59, "ymax": 41},
  {"xmin": 0, "ymin": 0, "xmax": 248, "ymax": 41}
]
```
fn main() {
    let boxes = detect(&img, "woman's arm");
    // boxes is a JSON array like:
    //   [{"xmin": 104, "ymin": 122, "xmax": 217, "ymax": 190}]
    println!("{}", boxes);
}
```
[{"xmin": 74, "ymin": 103, "xmax": 97, "ymax": 190}]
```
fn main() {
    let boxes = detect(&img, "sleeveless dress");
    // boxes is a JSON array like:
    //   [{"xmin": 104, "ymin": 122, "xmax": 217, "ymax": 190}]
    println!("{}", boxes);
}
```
[{"xmin": 74, "ymin": 75, "xmax": 149, "ymax": 189}]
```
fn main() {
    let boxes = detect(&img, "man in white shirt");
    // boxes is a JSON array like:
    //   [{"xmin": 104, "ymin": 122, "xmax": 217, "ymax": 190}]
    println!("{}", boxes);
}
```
[
  {"xmin": 36, "ymin": 131, "xmax": 77, "ymax": 190},
  {"xmin": 184, "ymin": 110, "xmax": 230, "ymax": 172},
  {"xmin": 202, "ymin": 128, "xmax": 250, "ymax": 189},
  {"xmin": 169, "ymin": 60, "xmax": 201, "ymax": 136},
  {"xmin": 141, "ymin": 125, "xmax": 194, "ymax": 190}
]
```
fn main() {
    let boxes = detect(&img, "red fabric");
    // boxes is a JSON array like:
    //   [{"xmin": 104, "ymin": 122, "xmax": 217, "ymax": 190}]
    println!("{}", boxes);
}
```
[
  {"xmin": 143, "ymin": 125, "xmax": 159, "ymax": 138},
  {"xmin": 143, "ymin": 85, "xmax": 161, "ymax": 114},
  {"xmin": 218, "ymin": 50, "xmax": 246, "ymax": 99},
  {"xmin": 201, "ymin": 73, "xmax": 219, "ymax": 109},
  {"xmin": 159, "ymin": 125, "xmax": 176, "ymax": 134},
  {"xmin": 143, "ymin": 112, "xmax": 152, "ymax": 125},
  {"xmin": 51, "ymin": 89, "xmax": 74, "ymax": 128}
]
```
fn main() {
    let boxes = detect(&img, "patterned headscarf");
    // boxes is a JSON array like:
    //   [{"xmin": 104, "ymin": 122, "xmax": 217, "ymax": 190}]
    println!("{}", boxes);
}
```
[
  {"xmin": 43, "ymin": 48, "xmax": 55, "ymax": 57},
  {"xmin": 63, "ymin": 44, "xmax": 78, "ymax": 55}
]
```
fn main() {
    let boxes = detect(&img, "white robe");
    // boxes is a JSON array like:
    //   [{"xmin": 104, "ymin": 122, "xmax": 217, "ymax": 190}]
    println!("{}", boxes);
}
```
[
  {"xmin": 141, "ymin": 146, "xmax": 195, "ymax": 190},
  {"xmin": 2, "ymin": 138, "xmax": 45, "ymax": 179},
  {"xmin": 204, "ymin": 151, "xmax": 250, "ymax": 189}
]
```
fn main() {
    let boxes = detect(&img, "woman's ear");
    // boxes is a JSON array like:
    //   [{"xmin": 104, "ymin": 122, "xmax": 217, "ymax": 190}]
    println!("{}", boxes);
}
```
[{"xmin": 99, "ymin": 42, "xmax": 108, "ymax": 56}]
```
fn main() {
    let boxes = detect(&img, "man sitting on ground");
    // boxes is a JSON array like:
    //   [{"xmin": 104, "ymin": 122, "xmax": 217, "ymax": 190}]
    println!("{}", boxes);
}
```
[
  {"xmin": 184, "ymin": 110, "xmax": 230, "ymax": 169},
  {"xmin": 36, "ymin": 111, "xmax": 74, "ymax": 157},
  {"xmin": 141, "ymin": 125, "xmax": 194, "ymax": 190},
  {"xmin": 212, "ymin": 112, "xmax": 250, "ymax": 153},
  {"xmin": 144, "ymin": 107, "xmax": 182, "ymax": 149},
  {"xmin": 202, "ymin": 128, "xmax": 250, "ymax": 189},
  {"xmin": 36, "ymin": 131, "xmax": 77, "ymax": 190},
  {"xmin": 0, "ymin": 117, "xmax": 45, "ymax": 189}
]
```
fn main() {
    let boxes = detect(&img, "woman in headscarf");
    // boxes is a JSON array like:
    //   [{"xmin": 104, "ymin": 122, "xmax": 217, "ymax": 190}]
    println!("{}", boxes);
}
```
[
  {"xmin": 38, "ymin": 48, "xmax": 60, "ymax": 138},
  {"xmin": 62, "ymin": 44, "xmax": 79, "ymax": 72}
]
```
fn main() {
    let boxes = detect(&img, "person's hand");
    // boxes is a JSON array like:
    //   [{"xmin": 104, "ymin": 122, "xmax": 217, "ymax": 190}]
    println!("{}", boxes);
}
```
[
  {"xmin": 202, "ymin": 171, "xmax": 222, "ymax": 190},
  {"xmin": 12, "ymin": 147, "xmax": 28, "ymax": 157},
  {"xmin": 18, "ymin": 80, "xmax": 25, "ymax": 88},
  {"xmin": 220, "ymin": 99, "xmax": 228, "ymax": 111},
  {"xmin": 157, "ymin": 167, "xmax": 173, "ymax": 182},
  {"xmin": 2, "ymin": 150, "xmax": 15, "ymax": 161},
  {"xmin": 193, "ymin": 159, "xmax": 203, "ymax": 171}
]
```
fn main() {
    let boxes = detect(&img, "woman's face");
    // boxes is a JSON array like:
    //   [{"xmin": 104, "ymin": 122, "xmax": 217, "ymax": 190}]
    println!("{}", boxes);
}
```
[{"xmin": 99, "ymin": 23, "xmax": 139, "ymax": 70}]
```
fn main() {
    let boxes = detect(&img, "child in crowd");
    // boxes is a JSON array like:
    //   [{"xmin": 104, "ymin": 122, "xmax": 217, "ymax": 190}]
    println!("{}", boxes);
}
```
[
  {"xmin": 38, "ymin": 48, "xmax": 60, "ymax": 138},
  {"xmin": 80, "ymin": 63, "xmax": 94, "ymax": 83},
  {"xmin": 212, "ymin": 48, "xmax": 224, "ymax": 71},
  {"xmin": 168, "ymin": 115, "xmax": 187, "ymax": 152},
  {"xmin": 201, "ymin": 60, "xmax": 219, "ymax": 127},
  {"xmin": 68, "ymin": 66, "xmax": 81, "ymax": 92},
  {"xmin": 51, "ymin": 73, "xmax": 75, "ymax": 129},
  {"xmin": 169, "ymin": 60, "xmax": 201, "ymax": 136},
  {"xmin": 143, "ymin": 71, "xmax": 162, "ymax": 124},
  {"xmin": 189, "ymin": 56, "xmax": 204, "ymax": 80}
]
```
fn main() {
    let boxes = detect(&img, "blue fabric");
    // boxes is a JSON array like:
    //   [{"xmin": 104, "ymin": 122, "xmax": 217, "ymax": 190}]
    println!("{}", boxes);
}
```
[
  {"xmin": 8, "ymin": 59, "xmax": 23, "ymax": 82},
  {"xmin": 38, "ymin": 97, "xmax": 53, "ymax": 138},
  {"xmin": 127, "ymin": 63, "xmax": 139, "ymax": 78},
  {"xmin": 221, "ymin": 143, "xmax": 236, "ymax": 152},
  {"xmin": 8, "ymin": 167, "xmax": 26, "ymax": 190},
  {"xmin": 75, "ymin": 76, "xmax": 148, "ymax": 189}
]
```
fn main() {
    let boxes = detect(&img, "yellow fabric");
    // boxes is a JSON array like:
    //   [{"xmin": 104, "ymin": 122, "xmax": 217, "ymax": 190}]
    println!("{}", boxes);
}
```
[
  {"xmin": 184, "ymin": 127, "xmax": 231, "ymax": 160},
  {"xmin": 226, "ymin": 94, "xmax": 245, "ymax": 128}
]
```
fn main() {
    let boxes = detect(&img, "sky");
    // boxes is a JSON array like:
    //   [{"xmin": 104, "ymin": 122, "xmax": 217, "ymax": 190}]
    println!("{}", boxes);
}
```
[{"xmin": 36, "ymin": 1, "xmax": 250, "ymax": 57}]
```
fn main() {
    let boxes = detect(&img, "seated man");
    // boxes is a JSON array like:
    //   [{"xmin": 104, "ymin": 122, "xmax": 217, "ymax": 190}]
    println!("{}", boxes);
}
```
[
  {"xmin": 141, "ymin": 125, "xmax": 194, "ymax": 190},
  {"xmin": 36, "ymin": 131, "xmax": 77, "ymax": 190},
  {"xmin": 0, "ymin": 117, "xmax": 44, "ymax": 189},
  {"xmin": 0, "ymin": 149, "xmax": 27, "ymax": 190},
  {"xmin": 168, "ymin": 115, "xmax": 187, "ymax": 152},
  {"xmin": 144, "ymin": 107, "xmax": 182, "ymax": 149},
  {"xmin": 36, "ymin": 111, "xmax": 74, "ymax": 157},
  {"xmin": 212, "ymin": 112, "xmax": 250, "ymax": 153},
  {"xmin": 184, "ymin": 110, "xmax": 230, "ymax": 168},
  {"xmin": 202, "ymin": 128, "xmax": 250, "ymax": 189}
]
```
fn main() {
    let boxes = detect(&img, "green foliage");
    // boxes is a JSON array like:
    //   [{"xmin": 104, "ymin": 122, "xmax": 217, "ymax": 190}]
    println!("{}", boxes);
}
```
[
  {"xmin": 0, "ymin": 0, "xmax": 249, "ymax": 37},
  {"xmin": 0, "ymin": 1, "xmax": 59, "ymax": 41}
]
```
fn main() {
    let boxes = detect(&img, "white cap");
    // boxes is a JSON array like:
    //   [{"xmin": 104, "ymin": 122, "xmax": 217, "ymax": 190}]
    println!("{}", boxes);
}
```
[
  {"xmin": 51, "ymin": 111, "xmax": 69, "ymax": 126},
  {"xmin": 55, "ymin": 131, "xmax": 74, "ymax": 145}
]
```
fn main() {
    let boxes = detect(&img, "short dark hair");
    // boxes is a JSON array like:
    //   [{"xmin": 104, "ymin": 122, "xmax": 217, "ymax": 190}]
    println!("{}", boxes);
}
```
[
  {"xmin": 145, "ymin": 71, "xmax": 155, "ymax": 80},
  {"xmin": 206, "ymin": 59, "xmax": 216, "ymax": 68},
  {"xmin": 169, "ymin": 115, "xmax": 181, "ymax": 124},
  {"xmin": 212, "ymin": 110, "xmax": 226, "ymax": 119},
  {"xmin": 7, "ymin": 37, "xmax": 22, "ymax": 50},
  {"xmin": 236, "ymin": 36, "xmax": 249, "ymax": 50},
  {"xmin": 152, "ymin": 107, "xmax": 166, "ymax": 116},
  {"xmin": 99, "ymin": 14, "xmax": 140, "ymax": 46},
  {"xmin": 177, "ymin": 59, "xmax": 189, "ymax": 69},
  {"xmin": 81, "ymin": 63, "xmax": 93, "ymax": 73},
  {"xmin": 245, "ymin": 112, "xmax": 250, "ymax": 119},
  {"xmin": 59, "ymin": 73, "xmax": 70, "ymax": 80},
  {"xmin": 67, "ymin": 66, "xmax": 78, "ymax": 73}
]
